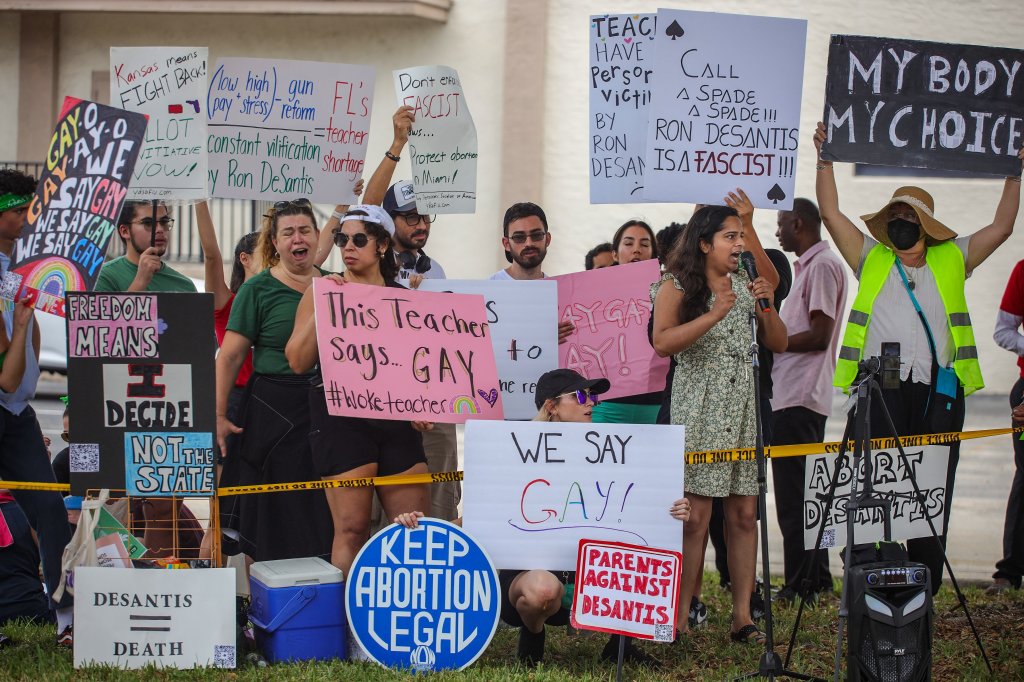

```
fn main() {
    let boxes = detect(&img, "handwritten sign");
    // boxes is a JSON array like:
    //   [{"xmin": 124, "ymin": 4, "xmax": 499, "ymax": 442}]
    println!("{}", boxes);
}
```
[
  {"xmin": 206, "ymin": 58, "xmax": 374, "ymax": 203},
  {"xmin": 555, "ymin": 260, "xmax": 667, "ymax": 400},
  {"xmin": 67, "ymin": 292, "xmax": 216, "ymax": 496},
  {"xmin": 643, "ymin": 9, "xmax": 806, "ymax": 209},
  {"xmin": 571, "ymin": 540, "xmax": 681, "ymax": 642},
  {"xmin": 803, "ymin": 445, "xmax": 949, "ymax": 550},
  {"xmin": 821, "ymin": 35, "xmax": 1024, "ymax": 175},
  {"xmin": 110, "ymin": 47, "xmax": 208, "ymax": 199},
  {"xmin": 74, "ymin": 567, "xmax": 236, "ymax": 669},
  {"xmin": 589, "ymin": 13, "xmax": 657, "ymax": 203},
  {"xmin": 7, "ymin": 98, "xmax": 146, "ymax": 316},
  {"xmin": 419, "ymin": 279, "xmax": 557, "ymax": 420},
  {"xmin": 393, "ymin": 65, "xmax": 478, "ymax": 214},
  {"xmin": 312, "ymin": 279, "xmax": 503, "ymax": 423},
  {"xmin": 346, "ymin": 519, "xmax": 500, "ymax": 671},
  {"xmin": 462, "ymin": 421, "xmax": 684, "ymax": 571}
]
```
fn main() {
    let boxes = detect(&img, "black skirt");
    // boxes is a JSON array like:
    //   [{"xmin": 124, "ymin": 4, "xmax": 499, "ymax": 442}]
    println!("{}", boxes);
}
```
[{"xmin": 219, "ymin": 373, "xmax": 333, "ymax": 563}]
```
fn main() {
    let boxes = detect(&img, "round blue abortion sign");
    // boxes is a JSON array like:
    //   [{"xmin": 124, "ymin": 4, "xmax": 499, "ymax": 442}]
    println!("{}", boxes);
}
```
[{"xmin": 346, "ymin": 518, "xmax": 500, "ymax": 671}]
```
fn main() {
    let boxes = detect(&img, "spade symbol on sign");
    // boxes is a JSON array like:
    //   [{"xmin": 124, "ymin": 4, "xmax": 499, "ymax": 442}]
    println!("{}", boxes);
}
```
[
  {"xmin": 665, "ymin": 20, "xmax": 684, "ymax": 40},
  {"xmin": 767, "ymin": 184, "xmax": 787, "ymax": 204}
]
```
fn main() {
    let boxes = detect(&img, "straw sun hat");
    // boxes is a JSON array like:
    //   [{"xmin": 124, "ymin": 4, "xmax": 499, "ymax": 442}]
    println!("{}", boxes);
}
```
[{"xmin": 860, "ymin": 186, "xmax": 957, "ymax": 249}]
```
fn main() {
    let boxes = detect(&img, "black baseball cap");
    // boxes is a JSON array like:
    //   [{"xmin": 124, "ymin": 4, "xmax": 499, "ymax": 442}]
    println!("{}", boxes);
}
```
[
  {"xmin": 534, "ymin": 369, "xmax": 611, "ymax": 409},
  {"xmin": 382, "ymin": 180, "xmax": 417, "ymax": 215}
]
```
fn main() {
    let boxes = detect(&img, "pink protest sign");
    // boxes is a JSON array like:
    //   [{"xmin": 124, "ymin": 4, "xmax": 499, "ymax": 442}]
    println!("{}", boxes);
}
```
[
  {"xmin": 555, "ymin": 260, "xmax": 668, "ymax": 400},
  {"xmin": 313, "ymin": 279, "xmax": 504, "ymax": 423}
]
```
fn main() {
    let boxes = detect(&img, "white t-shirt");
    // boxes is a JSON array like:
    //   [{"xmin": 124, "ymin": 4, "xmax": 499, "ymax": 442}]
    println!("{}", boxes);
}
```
[{"xmin": 489, "ymin": 268, "xmax": 547, "ymax": 281}]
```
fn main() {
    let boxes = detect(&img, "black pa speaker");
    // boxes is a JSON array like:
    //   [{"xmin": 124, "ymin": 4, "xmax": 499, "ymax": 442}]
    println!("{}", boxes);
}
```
[{"xmin": 847, "ymin": 561, "xmax": 932, "ymax": 682}]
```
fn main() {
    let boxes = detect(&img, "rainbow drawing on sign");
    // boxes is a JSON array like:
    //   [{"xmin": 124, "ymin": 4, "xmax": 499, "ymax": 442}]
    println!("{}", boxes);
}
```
[
  {"xmin": 20, "ymin": 258, "xmax": 85, "ymax": 298},
  {"xmin": 451, "ymin": 396, "xmax": 479, "ymax": 415}
]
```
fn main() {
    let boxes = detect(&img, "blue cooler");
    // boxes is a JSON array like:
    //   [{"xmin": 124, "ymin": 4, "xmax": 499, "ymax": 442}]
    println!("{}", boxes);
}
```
[{"xmin": 249, "ymin": 557, "xmax": 346, "ymax": 663}]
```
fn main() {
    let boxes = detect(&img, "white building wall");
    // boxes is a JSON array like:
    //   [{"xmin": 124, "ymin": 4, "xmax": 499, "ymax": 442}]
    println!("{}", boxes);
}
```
[{"xmin": 0, "ymin": 15, "xmax": 20, "ymax": 160}]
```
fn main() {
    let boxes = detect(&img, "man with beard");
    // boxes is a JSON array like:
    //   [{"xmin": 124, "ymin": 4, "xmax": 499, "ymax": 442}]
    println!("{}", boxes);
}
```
[
  {"xmin": 491, "ymin": 202, "xmax": 551, "ymax": 280},
  {"xmin": 383, "ymin": 180, "xmax": 445, "ymax": 287},
  {"xmin": 95, "ymin": 201, "xmax": 197, "ymax": 293}
]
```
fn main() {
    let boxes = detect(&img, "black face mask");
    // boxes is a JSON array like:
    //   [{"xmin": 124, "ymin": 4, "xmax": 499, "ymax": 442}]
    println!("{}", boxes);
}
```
[{"xmin": 886, "ymin": 218, "xmax": 921, "ymax": 251}]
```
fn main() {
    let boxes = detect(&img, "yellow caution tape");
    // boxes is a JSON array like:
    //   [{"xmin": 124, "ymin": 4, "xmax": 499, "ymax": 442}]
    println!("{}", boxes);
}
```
[{"xmin": 2, "ymin": 426, "xmax": 1020, "ymax": 496}]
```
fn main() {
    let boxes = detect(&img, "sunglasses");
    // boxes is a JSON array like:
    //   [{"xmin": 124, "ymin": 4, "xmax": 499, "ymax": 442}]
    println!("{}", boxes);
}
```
[
  {"xmin": 273, "ymin": 198, "xmax": 312, "ymax": 211},
  {"xmin": 556, "ymin": 389, "xmax": 600, "ymax": 406},
  {"xmin": 508, "ymin": 230, "xmax": 547, "ymax": 245},
  {"xmin": 334, "ymin": 232, "xmax": 375, "ymax": 248},
  {"xmin": 395, "ymin": 212, "xmax": 436, "ymax": 227}
]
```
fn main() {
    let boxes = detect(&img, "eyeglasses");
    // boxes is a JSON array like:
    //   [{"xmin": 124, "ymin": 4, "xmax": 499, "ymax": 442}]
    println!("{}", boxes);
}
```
[
  {"xmin": 508, "ymin": 230, "xmax": 547, "ymax": 245},
  {"xmin": 131, "ymin": 217, "xmax": 174, "ymax": 231},
  {"xmin": 60, "ymin": 431, "xmax": 69, "ymax": 443},
  {"xmin": 395, "ymin": 212, "xmax": 435, "ymax": 227},
  {"xmin": 334, "ymin": 232, "xmax": 375, "ymax": 248},
  {"xmin": 273, "ymin": 198, "xmax": 312, "ymax": 211},
  {"xmin": 555, "ymin": 389, "xmax": 600, "ymax": 406}
]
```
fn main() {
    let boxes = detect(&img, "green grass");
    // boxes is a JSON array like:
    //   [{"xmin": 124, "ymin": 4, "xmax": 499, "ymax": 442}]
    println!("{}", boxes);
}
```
[{"xmin": 2, "ymin": 573, "xmax": 1021, "ymax": 681}]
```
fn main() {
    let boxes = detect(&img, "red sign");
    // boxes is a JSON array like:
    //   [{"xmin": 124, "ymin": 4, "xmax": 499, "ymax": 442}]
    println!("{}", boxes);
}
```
[{"xmin": 570, "ymin": 539, "xmax": 681, "ymax": 642}]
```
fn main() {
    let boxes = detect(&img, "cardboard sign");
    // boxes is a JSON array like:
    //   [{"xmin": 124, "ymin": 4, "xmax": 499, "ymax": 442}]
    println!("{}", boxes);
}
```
[
  {"xmin": 462, "ymin": 421, "xmax": 685, "ymax": 571},
  {"xmin": 393, "ymin": 65, "xmax": 478, "ymax": 214},
  {"xmin": 206, "ymin": 58, "xmax": 375, "ymax": 203},
  {"xmin": 555, "ymin": 260, "xmax": 667, "ymax": 401},
  {"xmin": 571, "ymin": 539, "xmax": 681, "ymax": 642},
  {"xmin": 589, "ymin": 13, "xmax": 657, "ymax": 204},
  {"xmin": 419, "ymin": 279, "xmax": 557, "ymax": 420},
  {"xmin": 73, "ymin": 567, "xmax": 236, "ymax": 669},
  {"xmin": 821, "ymin": 35, "xmax": 1024, "ymax": 175},
  {"xmin": 643, "ymin": 9, "xmax": 807, "ymax": 209},
  {"xmin": 6, "ymin": 98, "xmax": 146, "ymax": 315},
  {"xmin": 110, "ymin": 47, "xmax": 209, "ymax": 199},
  {"xmin": 346, "ymin": 519, "xmax": 500, "ymax": 672},
  {"xmin": 803, "ymin": 445, "xmax": 950, "ymax": 550},
  {"xmin": 67, "ymin": 293, "xmax": 216, "ymax": 496},
  {"xmin": 312, "ymin": 279, "xmax": 503, "ymax": 423}
]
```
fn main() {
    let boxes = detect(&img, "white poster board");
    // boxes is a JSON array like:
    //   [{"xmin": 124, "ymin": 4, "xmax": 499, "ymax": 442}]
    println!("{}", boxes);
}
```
[
  {"xmin": 803, "ymin": 445, "xmax": 949, "ymax": 550},
  {"xmin": 463, "ymin": 421, "xmax": 684, "ymax": 571},
  {"xmin": 393, "ymin": 65, "xmax": 478, "ymax": 214},
  {"xmin": 111, "ymin": 47, "xmax": 209, "ymax": 200},
  {"xmin": 643, "ymin": 9, "xmax": 806, "ymax": 209},
  {"xmin": 74, "ymin": 567, "xmax": 236, "ymax": 669},
  {"xmin": 206, "ymin": 58, "xmax": 375, "ymax": 203},
  {"xmin": 419, "ymin": 279, "xmax": 557, "ymax": 419},
  {"xmin": 589, "ymin": 13, "xmax": 657, "ymax": 204}
]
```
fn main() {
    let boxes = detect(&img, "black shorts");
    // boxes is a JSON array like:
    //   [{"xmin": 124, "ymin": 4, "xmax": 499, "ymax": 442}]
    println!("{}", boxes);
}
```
[
  {"xmin": 498, "ymin": 569, "xmax": 573, "ymax": 628},
  {"xmin": 308, "ymin": 385, "xmax": 427, "ymax": 478}
]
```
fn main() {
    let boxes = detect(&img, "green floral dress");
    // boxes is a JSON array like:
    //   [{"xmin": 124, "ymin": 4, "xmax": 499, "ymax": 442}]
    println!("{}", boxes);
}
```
[{"xmin": 651, "ymin": 271, "xmax": 758, "ymax": 497}]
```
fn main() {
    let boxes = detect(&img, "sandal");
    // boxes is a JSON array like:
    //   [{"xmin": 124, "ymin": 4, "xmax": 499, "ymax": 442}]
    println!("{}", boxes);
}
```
[{"xmin": 730, "ymin": 623, "xmax": 766, "ymax": 645}]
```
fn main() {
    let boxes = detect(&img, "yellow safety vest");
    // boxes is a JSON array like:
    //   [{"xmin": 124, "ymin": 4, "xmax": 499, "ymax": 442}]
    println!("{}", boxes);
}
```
[{"xmin": 834, "ymin": 242, "xmax": 983, "ymax": 394}]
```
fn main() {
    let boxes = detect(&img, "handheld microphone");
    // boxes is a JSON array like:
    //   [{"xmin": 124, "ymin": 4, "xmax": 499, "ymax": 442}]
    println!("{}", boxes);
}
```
[{"xmin": 740, "ymin": 251, "xmax": 770, "ymax": 311}]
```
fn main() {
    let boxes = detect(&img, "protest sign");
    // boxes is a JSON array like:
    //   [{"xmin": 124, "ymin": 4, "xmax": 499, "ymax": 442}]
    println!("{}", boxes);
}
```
[
  {"xmin": 312, "ymin": 279, "xmax": 503, "ymax": 423},
  {"xmin": 803, "ymin": 445, "xmax": 949, "ymax": 550},
  {"xmin": 419, "ymin": 279, "xmax": 557, "ymax": 419},
  {"xmin": 393, "ymin": 65, "xmax": 477, "ymax": 214},
  {"xmin": 643, "ymin": 9, "xmax": 806, "ymax": 209},
  {"xmin": 74, "ymin": 567, "xmax": 236, "ymax": 669},
  {"xmin": 6, "ymin": 98, "xmax": 146, "ymax": 315},
  {"xmin": 67, "ymin": 293, "xmax": 215, "ymax": 497},
  {"xmin": 346, "ymin": 519, "xmax": 500, "ymax": 672},
  {"xmin": 206, "ymin": 58, "xmax": 374, "ymax": 203},
  {"xmin": 462, "ymin": 421, "xmax": 684, "ymax": 571},
  {"xmin": 589, "ymin": 13, "xmax": 657, "ymax": 203},
  {"xmin": 571, "ymin": 540, "xmax": 681, "ymax": 642},
  {"xmin": 555, "ymin": 259, "xmax": 667, "ymax": 401},
  {"xmin": 821, "ymin": 35, "xmax": 1024, "ymax": 175},
  {"xmin": 110, "ymin": 47, "xmax": 208, "ymax": 199}
]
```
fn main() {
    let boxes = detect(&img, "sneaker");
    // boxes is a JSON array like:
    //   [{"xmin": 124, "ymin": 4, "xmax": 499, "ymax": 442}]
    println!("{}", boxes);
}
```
[
  {"xmin": 600, "ymin": 634, "xmax": 660, "ymax": 667},
  {"xmin": 773, "ymin": 586, "xmax": 799, "ymax": 607},
  {"xmin": 517, "ymin": 626, "xmax": 545, "ymax": 667},
  {"xmin": 750, "ymin": 582, "xmax": 766, "ymax": 621},
  {"xmin": 688, "ymin": 596, "xmax": 708, "ymax": 628},
  {"xmin": 986, "ymin": 578, "xmax": 1014, "ymax": 595},
  {"xmin": 56, "ymin": 625, "xmax": 73, "ymax": 649},
  {"xmin": 0, "ymin": 632, "xmax": 13, "ymax": 649}
]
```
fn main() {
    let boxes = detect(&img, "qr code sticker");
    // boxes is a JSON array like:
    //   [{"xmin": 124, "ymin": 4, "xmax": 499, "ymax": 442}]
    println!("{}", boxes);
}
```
[
  {"xmin": 213, "ymin": 644, "xmax": 236, "ymax": 668},
  {"xmin": 654, "ymin": 623, "xmax": 674, "ymax": 643},
  {"xmin": 69, "ymin": 443, "xmax": 100, "ymax": 473},
  {"xmin": 819, "ymin": 529, "xmax": 837, "ymax": 549},
  {"xmin": 0, "ymin": 271, "xmax": 22, "ymax": 302}
]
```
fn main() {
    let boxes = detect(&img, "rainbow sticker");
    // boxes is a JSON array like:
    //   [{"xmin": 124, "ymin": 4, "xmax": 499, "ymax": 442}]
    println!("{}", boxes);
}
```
[
  {"xmin": 450, "ymin": 396, "xmax": 480, "ymax": 415},
  {"xmin": 16, "ymin": 257, "xmax": 86, "ymax": 298}
]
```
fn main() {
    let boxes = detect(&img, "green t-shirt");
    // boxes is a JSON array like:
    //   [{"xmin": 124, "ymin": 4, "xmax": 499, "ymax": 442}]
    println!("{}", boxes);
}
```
[
  {"xmin": 94, "ymin": 256, "xmax": 197, "ymax": 293},
  {"xmin": 226, "ymin": 269, "xmax": 322, "ymax": 376}
]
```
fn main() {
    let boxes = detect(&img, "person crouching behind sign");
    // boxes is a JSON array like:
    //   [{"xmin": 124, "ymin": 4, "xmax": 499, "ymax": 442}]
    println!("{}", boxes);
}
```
[
  {"xmin": 286, "ymin": 205, "xmax": 431, "ymax": 576},
  {"xmin": 215, "ymin": 198, "xmax": 334, "ymax": 564}
]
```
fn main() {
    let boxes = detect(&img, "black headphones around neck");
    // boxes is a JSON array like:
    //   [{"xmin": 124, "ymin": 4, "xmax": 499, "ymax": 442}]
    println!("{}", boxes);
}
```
[{"xmin": 397, "ymin": 249, "xmax": 432, "ymax": 274}]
